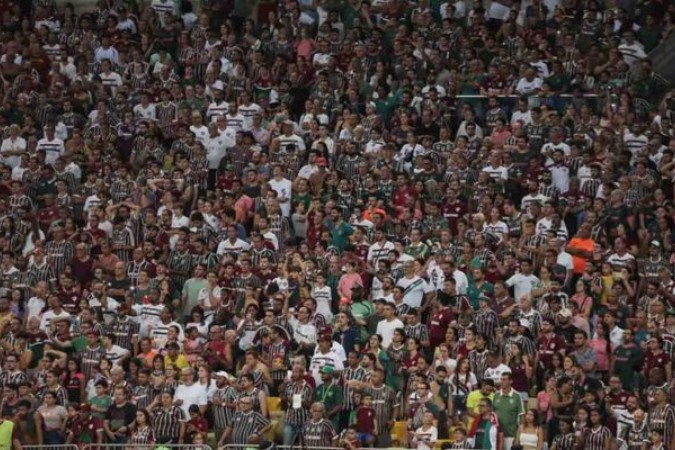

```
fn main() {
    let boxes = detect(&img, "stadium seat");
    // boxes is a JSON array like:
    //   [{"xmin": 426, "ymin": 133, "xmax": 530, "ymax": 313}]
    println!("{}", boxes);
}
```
[
  {"xmin": 435, "ymin": 439, "xmax": 453, "ymax": 449},
  {"xmin": 391, "ymin": 421, "xmax": 407, "ymax": 446},
  {"xmin": 268, "ymin": 396, "xmax": 281, "ymax": 413}
]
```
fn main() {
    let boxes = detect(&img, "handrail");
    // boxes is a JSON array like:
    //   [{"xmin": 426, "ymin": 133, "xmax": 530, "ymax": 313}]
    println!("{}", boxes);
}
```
[{"xmin": 82, "ymin": 445, "xmax": 214, "ymax": 450}]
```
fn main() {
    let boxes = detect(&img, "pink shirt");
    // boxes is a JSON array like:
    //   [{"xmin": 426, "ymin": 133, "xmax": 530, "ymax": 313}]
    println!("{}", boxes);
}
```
[{"xmin": 337, "ymin": 272, "xmax": 363, "ymax": 299}]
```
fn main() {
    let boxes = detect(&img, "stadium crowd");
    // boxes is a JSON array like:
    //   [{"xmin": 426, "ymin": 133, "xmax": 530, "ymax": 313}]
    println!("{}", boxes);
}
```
[{"xmin": 0, "ymin": 0, "xmax": 674, "ymax": 449}]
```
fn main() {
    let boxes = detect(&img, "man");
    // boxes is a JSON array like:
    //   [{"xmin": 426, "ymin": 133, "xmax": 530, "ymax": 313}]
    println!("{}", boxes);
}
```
[
  {"xmin": 364, "ymin": 368, "xmax": 397, "ymax": 447},
  {"xmin": 570, "ymin": 330, "xmax": 598, "ymax": 376},
  {"xmin": 302, "ymin": 402, "xmax": 337, "ymax": 448},
  {"xmin": 174, "ymin": 367, "xmax": 208, "ymax": 416},
  {"xmin": 492, "ymin": 373, "xmax": 523, "ymax": 450},
  {"xmin": 376, "ymin": 302, "xmax": 404, "ymax": 349},
  {"xmin": 505, "ymin": 258, "xmax": 539, "ymax": 300},
  {"xmin": 483, "ymin": 351, "xmax": 512, "ymax": 387},
  {"xmin": 469, "ymin": 398, "xmax": 501, "ymax": 450},
  {"xmin": 281, "ymin": 365, "xmax": 314, "ymax": 446},
  {"xmin": 104, "ymin": 386, "xmax": 136, "ymax": 444},
  {"xmin": 466, "ymin": 378, "xmax": 495, "ymax": 432},
  {"xmin": 313, "ymin": 365, "xmax": 343, "ymax": 430},
  {"xmin": 535, "ymin": 318, "xmax": 567, "ymax": 385},
  {"xmin": 612, "ymin": 329, "xmax": 644, "ymax": 390},
  {"xmin": 649, "ymin": 387, "xmax": 675, "ymax": 449},
  {"xmin": 219, "ymin": 395, "xmax": 271, "ymax": 447}
]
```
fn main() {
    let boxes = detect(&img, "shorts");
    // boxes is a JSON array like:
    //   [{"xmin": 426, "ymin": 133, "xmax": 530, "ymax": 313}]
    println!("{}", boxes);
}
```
[{"xmin": 358, "ymin": 433, "xmax": 374, "ymax": 444}]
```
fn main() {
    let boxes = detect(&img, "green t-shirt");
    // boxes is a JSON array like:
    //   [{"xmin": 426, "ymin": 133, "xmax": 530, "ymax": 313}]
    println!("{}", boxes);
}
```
[
  {"xmin": 331, "ymin": 221, "xmax": 354, "ymax": 251},
  {"xmin": 89, "ymin": 395, "xmax": 112, "ymax": 420},
  {"xmin": 493, "ymin": 390, "xmax": 523, "ymax": 438},
  {"xmin": 315, "ymin": 382, "xmax": 343, "ymax": 429}
]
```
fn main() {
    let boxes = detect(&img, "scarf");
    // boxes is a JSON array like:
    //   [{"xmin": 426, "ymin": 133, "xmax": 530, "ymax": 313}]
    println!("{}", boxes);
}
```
[{"xmin": 469, "ymin": 411, "xmax": 500, "ymax": 450}]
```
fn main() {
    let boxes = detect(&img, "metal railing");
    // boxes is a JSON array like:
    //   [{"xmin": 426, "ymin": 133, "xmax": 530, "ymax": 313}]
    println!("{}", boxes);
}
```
[
  {"xmin": 82, "ymin": 445, "xmax": 214, "ymax": 450},
  {"xmin": 23, "ymin": 446, "xmax": 79, "ymax": 450}
]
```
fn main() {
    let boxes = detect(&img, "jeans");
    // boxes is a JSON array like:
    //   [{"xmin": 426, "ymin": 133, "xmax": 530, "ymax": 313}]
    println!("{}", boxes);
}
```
[
  {"xmin": 283, "ymin": 423, "xmax": 302, "ymax": 447},
  {"xmin": 44, "ymin": 429, "xmax": 66, "ymax": 445}
]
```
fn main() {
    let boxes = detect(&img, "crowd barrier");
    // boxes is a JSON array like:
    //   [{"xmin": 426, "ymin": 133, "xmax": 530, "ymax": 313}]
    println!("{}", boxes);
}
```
[
  {"xmin": 81, "ymin": 445, "xmax": 214, "ymax": 450},
  {"xmin": 23, "ymin": 446, "xmax": 79, "ymax": 450},
  {"xmin": 219, "ymin": 445, "xmax": 472, "ymax": 450}
]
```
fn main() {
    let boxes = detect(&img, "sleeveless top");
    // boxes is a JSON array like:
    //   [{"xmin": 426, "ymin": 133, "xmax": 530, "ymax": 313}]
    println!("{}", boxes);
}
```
[{"xmin": 519, "ymin": 428, "xmax": 539, "ymax": 450}]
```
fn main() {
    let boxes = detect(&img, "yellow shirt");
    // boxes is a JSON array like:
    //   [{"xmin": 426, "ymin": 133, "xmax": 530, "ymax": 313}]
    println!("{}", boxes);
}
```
[
  {"xmin": 466, "ymin": 389, "xmax": 495, "ymax": 431},
  {"xmin": 164, "ymin": 353, "xmax": 189, "ymax": 370}
]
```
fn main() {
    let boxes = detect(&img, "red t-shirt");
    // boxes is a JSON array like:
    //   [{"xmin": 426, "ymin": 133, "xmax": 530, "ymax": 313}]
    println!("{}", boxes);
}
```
[
  {"xmin": 429, "ymin": 308, "xmax": 453, "ymax": 347},
  {"xmin": 355, "ymin": 406, "xmax": 376, "ymax": 434}
]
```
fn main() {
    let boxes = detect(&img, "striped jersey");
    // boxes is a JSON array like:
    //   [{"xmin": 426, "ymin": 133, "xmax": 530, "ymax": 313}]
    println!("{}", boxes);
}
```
[
  {"xmin": 364, "ymin": 384, "xmax": 397, "ymax": 435},
  {"xmin": 302, "ymin": 419, "xmax": 336, "ymax": 448},
  {"xmin": 283, "ymin": 381, "xmax": 313, "ymax": 426},
  {"xmin": 152, "ymin": 405, "xmax": 186, "ymax": 440},
  {"xmin": 45, "ymin": 240, "xmax": 74, "ymax": 276},
  {"xmin": 230, "ymin": 410, "xmax": 270, "ymax": 445},
  {"xmin": 212, "ymin": 385, "xmax": 238, "ymax": 428}
]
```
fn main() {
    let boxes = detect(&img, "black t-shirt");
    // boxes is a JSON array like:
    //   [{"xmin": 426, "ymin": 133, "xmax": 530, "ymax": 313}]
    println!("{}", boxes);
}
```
[
  {"xmin": 105, "ymin": 401, "xmax": 137, "ymax": 431},
  {"xmin": 108, "ymin": 277, "xmax": 131, "ymax": 303}
]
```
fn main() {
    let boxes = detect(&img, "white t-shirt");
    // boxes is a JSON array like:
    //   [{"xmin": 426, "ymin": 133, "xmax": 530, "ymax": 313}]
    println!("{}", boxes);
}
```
[
  {"xmin": 515, "ymin": 77, "xmax": 543, "ymax": 95},
  {"xmin": 104, "ymin": 344, "xmax": 130, "ymax": 367},
  {"xmin": 216, "ymin": 238, "xmax": 251, "ymax": 256},
  {"xmin": 484, "ymin": 363, "xmax": 512, "ymax": 386},
  {"xmin": 413, "ymin": 425, "xmax": 438, "ymax": 450},
  {"xmin": 376, "ymin": 318, "xmax": 405, "ymax": 348},
  {"xmin": 397, "ymin": 276, "xmax": 433, "ymax": 308},
  {"xmin": 268, "ymin": 178, "xmax": 293, "ymax": 216},
  {"xmin": 506, "ymin": 273, "xmax": 540, "ymax": 300},
  {"xmin": 309, "ymin": 350, "xmax": 344, "ymax": 385},
  {"xmin": 1, "ymin": 136, "xmax": 26, "ymax": 168},
  {"xmin": 311, "ymin": 285, "xmax": 333, "ymax": 322},
  {"xmin": 174, "ymin": 382, "xmax": 208, "ymax": 416},
  {"xmin": 36, "ymin": 137, "xmax": 65, "ymax": 165},
  {"xmin": 189, "ymin": 125, "xmax": 209, "ymax": 144}
]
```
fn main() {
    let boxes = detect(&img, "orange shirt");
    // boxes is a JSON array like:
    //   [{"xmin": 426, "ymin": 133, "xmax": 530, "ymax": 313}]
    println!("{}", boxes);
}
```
[{"xmin": 567, "ymin": 237, "xmax": 594, "ymax": 274}]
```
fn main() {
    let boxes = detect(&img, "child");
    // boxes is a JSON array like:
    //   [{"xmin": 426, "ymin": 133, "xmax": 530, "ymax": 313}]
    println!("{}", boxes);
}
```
[
  {"xmin": 88, "ymin": 380, "xmax": 111, "ymax": 420},
  {"xmin": 449, "ymin": 427, "xmax": 470, "ymax": 449},
  {"xmin": 411, "ymin": 411, "xmax": 438, "ymax": 450},
  {"xmin": 340, "ymin": 426, "xmax": 361, "ymax": 450},
  {"xmin": 187, "ymin": 404, "xmax": 209, "ymax": 435},
  {"xmin": 348, "ymin": 391, "xmax": 362, "ymax": 425},
  {"xmin": 354, "ymin": 393, "xmax": 377, "ymax": 447}
]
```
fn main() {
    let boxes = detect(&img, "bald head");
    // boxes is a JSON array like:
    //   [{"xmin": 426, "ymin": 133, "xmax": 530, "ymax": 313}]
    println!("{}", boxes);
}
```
[{"xmin": 633, "ymin": 409, "xmax": 645, "ymax": 424}]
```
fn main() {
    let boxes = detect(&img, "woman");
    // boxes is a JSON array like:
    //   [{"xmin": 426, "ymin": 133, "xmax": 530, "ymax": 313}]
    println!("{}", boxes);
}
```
[
  {"xmin": 432, "ymin": 343, "xmax": 458, "ymax": 374},
  {"xmin": 402, "ymin": 338, "xmax": 424, "ymax": 376},
  {"xmin": 537, "ymin": 374, "xmax": 557, "ymax": 425},
  {"xmin": 197, "ymin": 364, "xmax": 217, "ymax": 398},
  {"xmin": 549, "ymin": 377, "xmax": 575, "ymax": 446},
  {"xmin": 364, "ymin": 334, "xmax": 393, "ymax": 386},
  {"xmin": 571, "ymin": 279, "xmax": 593, "ymax": 320},
  {"xmin": 185, "ymin": 306, "xmax": 209, "ymax": 338},
  {"xmin": 151, "ymin": 354, "xmax": 165, "ymax": 378},
  {"xmin": 588, "ymin": 323, "xmax": 612, "ymax": 379},
  {"xmin": 546, "ymin": 353, "xmax": 565, "ymax": 380},
  {"xmin": 61, "ymin": 357, "xmax": 85, "ymax": 404},
  {"xmin": 579, "ymin": 407, "xmax": 612, "ymax": 450},
  {"xmin": 152, "ymin": 391, "xmax": 186, "ymax": 444},
  {"xmin": 514, "ymin": 409, "xmax": 544, "ymax": 450},
  {"xmin": 441, "ymin": 327, "xmax": 460, "ymax": 359},
  {"xmin": 456, "ymin": 327, "xmax": 477, "ymax": 359},
  {"xmin": 386, "ymin": 328, "xmax": 408, "ymax": 384},
  {"xmin": 450, "ymin": 357, "xmax": 477, "ymax": 420},
  {"xmin": 129, "ymin": 409, "xmax": 155, "ymax": 446},
  {"xmin": 184, "ymin": 327, "xmax": 205, "ymax": 366},
  {"xmin": 35, "ymin": 391, "xmax": 68, "ymax": 445},
  {"xmin": 506, "ymin": 342, "xmax": 532, "ymax": 402},
  {"xmin": 550, "ymin": 417, "xmax": 576, "ymax": 450}
]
